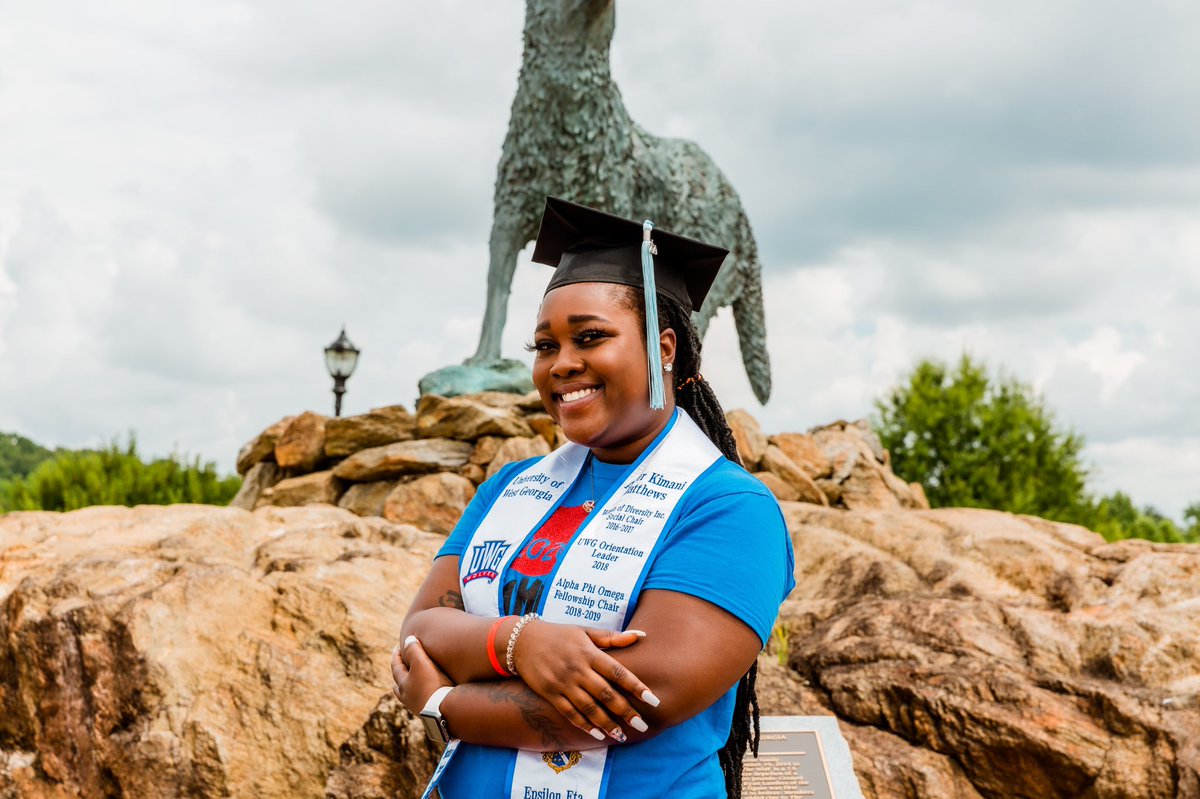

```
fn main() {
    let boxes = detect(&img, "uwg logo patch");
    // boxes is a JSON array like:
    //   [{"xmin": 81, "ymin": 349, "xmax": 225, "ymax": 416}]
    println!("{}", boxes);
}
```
[{"xmin": 464, "ymin": 539, "xmax": 511, "ymax": 584}]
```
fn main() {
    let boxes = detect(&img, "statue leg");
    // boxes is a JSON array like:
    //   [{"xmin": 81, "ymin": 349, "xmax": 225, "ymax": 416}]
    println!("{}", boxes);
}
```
[{"xmin": 468, "ymin": 217, "xmax": 527, "ymax": 364}]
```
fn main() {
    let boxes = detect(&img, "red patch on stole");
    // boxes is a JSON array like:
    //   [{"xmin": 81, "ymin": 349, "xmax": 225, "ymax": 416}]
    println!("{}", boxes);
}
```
[{"xmin": 508, "ymin": 505, "xmax": 590, "ymax": 577}]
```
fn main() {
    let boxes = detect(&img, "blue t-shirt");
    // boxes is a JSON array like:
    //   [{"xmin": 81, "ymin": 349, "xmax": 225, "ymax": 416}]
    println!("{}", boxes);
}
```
[{"xmin": 435, "ymin": 452, "xmax": 795, "ymax": 799}]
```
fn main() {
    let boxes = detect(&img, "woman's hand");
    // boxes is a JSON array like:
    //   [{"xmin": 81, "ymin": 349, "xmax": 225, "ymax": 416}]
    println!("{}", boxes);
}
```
[
  {"xmin": 391, "ymin": 636, "xmax": 454, "ymax": 716},
  {"xmin": 511, "ymin": 621, "xmax": 660, "ymax": 743}
]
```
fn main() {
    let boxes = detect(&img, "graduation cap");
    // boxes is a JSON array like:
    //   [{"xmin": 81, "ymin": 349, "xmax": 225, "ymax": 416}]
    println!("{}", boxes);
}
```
[{"xmin": 531, "ymin": 196, "xmax": 729, "ymax": 410}]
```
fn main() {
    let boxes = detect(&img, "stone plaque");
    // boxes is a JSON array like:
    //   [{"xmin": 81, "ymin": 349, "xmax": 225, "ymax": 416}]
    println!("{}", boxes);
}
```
[{"xmin": 742, "ymin": 717, "xmax": 865, "ymax": 799}]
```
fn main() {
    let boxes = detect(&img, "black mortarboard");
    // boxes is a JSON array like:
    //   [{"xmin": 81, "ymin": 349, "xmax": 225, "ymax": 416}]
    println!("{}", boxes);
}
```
[
  {"xmin": 530, "ymin": 196, "xmax": 729, "ymax": 409},
  {"xmin": 531, "ymin": 197, "xmax": 728, "ymax": 315}
]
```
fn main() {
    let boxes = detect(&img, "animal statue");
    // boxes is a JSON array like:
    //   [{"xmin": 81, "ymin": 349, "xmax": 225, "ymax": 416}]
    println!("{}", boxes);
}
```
[{"xmin": 468, "ymin": 0, "xmax": 772, "ymax": 403}]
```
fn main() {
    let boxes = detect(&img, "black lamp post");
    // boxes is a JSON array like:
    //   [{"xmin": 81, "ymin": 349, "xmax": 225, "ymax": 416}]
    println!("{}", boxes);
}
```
[{"xmin": 324, "ymin": 326, "xmax": 360, "ymax": 417}]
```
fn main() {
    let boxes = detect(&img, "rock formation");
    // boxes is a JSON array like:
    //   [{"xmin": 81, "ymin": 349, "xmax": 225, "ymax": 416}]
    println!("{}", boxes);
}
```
[
  {"xmin": 0, "ymin": 505, "xmax": 443, "ymax": 798},
  {"xmin": 2, "ymin": 394, "xmax": 1197, "ymax": 798},
  {"xmin": 232, "ymin": 393, "xmax": 924, "ymax": 520},
  {"xmin": 769, "ymin": 505, "xmax": 1200, "ymax": 799}
]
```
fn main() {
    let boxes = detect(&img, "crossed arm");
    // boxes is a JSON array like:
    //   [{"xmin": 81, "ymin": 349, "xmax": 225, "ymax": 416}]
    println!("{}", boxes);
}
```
[{"xmin": 391, "ymin": 555, "xmax": 763, "ymax": 751}]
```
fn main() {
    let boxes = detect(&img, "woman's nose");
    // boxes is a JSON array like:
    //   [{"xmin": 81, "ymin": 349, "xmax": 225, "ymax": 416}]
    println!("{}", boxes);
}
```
[{"xmin": 551, "ymin": 346, "xmax": 584, "ymax": 378}]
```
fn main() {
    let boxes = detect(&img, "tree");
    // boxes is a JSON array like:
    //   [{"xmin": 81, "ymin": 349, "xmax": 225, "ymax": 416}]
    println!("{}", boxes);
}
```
[
  {"xmin": 0, "ymin": 437, "xmax": 241, "ymax": 512},
  {"xmin": 873, "ymin": 355, "xmax": 1090, "ymax": 521},
  {"xmin": 1185, "ymin": 503, "xmax": 1200, "ymax": 537},
  {"xmin": 0, "ymin": 431, "xmax": 54, "ymax": 481},
  {"xmin": 1085, "ymin": 492, "xmax": 1198, "ymax": 544}
]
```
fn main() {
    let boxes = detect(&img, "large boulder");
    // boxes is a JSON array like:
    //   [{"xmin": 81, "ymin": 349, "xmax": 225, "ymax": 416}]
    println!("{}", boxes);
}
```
[
  {"xmin": 524, "ymin": 414, "xmax": 561, "ymax": 449},
  {"xmin": 323, "ymin": 695, "xmax": 438, "ymax": 799},
  {"xmin": 324, "ymin": 406, "xmax": 416, "ymax": 457},
  {"xmin": 6, "ymin": 397, "xmax": 1199, "ymax": 799},
  {"xmin": 3, "ymin": 498, "xmax": 1198, "ymax": 799},
  {"xmin": 458, "ymin": 463, "xmax": 487, "ymax": 486},
  {"xmin": 382, "ymin": 473, "xmax": 477, "ymax": 535},
  {"xmin": 468, "ymin": 436, "xmax": 505, "ymax": 468},
  {"xmin": 274, "ymin": 412, "xmax": 328, "ymax": 472},
  {"xmin": 236, "ymin": 415, "xmax": 294, "ymax": 475},
  {"xmin": 0, "ymin": 505, "xmax": 442, "ymax": 799},
  {"xmin": 726, "ymin": 409, "xmax": 768, "ymax": 470},
  {"xmin": 484, "ymin": 436, "xmax": 552, "ymax": 480},
  {"xmin": 332, "ymin": 439, "xmax": 473, "ymax": 483},
  {"xmin": 809, "ymin": 420, "xmax": 925, "ymax": 510},
  {"xmin": 257, "ymin": 470, "xmax": 343, "ymax": 508},
  {"xmin": 769, "ymin": 432, "xmax": 832, "ymax": 480},
  {"xmin": 515, "ymin": 391, "xmax": 547, "ymax": 413},
  {"xmin": 773, "ymin": 504, "xmax": 1200, "ymax": 799},
  {"xmin": 337, "ymin": 480, "xmax": 400, "ymax": 518},
  {"xmin": 230, "ymin": 460, "xmax": 280, "ymax": 510},
  {"xmin": 761, "ymin": 445, "xmax": 828, "ymax": 506},
  {"xmin": 415, "ymin": 394, "xmax": 533, "ymax": 441},
  {"xmin": 752, "ymin": 471, "xmax": 801, "ymax": 502},
  {"xmin": 752, "ymin": 657, "xmax": 988, "ymax": 799}
]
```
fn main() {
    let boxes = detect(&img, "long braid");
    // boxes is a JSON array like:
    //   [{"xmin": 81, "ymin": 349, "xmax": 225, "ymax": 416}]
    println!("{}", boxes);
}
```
[
  {"xmin": 657, "ymin": 295, "xmax": 759, "ymax": 799},
  {"xmin": 658, "ymin": 297, "xmax": 740, "ymax": 465},
  {"xmin": 618, "ymin": 285, "xmax": 761, "ymax": 798}
]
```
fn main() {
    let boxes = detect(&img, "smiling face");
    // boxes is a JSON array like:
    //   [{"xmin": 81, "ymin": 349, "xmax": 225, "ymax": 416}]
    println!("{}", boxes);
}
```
[{"xmin": 531, "ymin": 282, "xmax": 675, "ymax": 463}]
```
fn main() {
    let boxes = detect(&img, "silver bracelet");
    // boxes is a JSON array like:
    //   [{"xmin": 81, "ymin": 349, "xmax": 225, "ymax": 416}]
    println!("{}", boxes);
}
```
[{"xmin": 505, "ymin": 612, "xmax": 539, "ymax": 675}]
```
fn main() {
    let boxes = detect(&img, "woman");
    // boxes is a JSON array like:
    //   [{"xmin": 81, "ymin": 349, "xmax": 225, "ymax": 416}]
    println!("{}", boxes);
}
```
[{"xmin": 392, "ymin": 197, "xmax": 794, "ymax": 799}]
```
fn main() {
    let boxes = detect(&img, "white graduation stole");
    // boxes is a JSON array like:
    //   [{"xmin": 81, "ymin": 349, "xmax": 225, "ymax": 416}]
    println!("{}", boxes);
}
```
[{"xmin": 447, "ymin": 409, "xmax": 720, "ymax": 799}]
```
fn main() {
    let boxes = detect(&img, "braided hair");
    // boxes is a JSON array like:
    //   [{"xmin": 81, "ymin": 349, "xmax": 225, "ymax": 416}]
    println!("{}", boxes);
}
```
[{"xmin": 616, "ymin": 285, "xmax": 760, "ymax": 799}]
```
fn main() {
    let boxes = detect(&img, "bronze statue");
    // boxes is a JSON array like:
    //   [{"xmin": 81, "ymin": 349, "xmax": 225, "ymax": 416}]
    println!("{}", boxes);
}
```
[{"xmin": 444, "ymin": 0, "xmax": 772, "ymax": 403}]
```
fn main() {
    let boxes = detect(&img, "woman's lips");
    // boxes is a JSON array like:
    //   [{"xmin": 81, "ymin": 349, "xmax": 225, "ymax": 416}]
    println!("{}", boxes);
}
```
[{"xmin": 556, "ymin": 385, "xmax": 603, "ymax": 408}]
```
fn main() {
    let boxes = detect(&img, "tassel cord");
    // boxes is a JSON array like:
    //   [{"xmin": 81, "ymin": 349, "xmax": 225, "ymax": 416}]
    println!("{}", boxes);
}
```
[{"xmin": 641, "ymin": 221, "xmax": 664, "ymax": 410}]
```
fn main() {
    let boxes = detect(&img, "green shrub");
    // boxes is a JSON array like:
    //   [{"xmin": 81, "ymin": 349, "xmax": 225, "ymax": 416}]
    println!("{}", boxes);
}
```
[
  {"xmin": 1084, "ymin": 492, "xmax": 1199, "ymax": 544},
  {"xmin": 0, "ymin": 437, "xmax": 241, "ymax": 512},
  {"xmin": 0, "ymin": 431, "xmax": 54, "ymax": 481}
]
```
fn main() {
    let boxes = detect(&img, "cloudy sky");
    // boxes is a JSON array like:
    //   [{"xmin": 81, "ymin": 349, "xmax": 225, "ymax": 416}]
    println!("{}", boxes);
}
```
[{"xmin": 1, "ymin": 0, "xmax": 1197, "ymax": 520}]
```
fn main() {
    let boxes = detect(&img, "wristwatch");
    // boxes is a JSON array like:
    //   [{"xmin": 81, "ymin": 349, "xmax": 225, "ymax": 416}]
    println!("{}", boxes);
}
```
[{"xmin": 419, "ymin": 686, "xmax": 454, "ymax": 744}]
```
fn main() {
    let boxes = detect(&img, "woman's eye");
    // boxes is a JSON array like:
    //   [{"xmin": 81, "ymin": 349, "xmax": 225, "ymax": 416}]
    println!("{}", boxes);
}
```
[
  {"xmin": 524, "ymin": 339, "xmax": 557, "ymax": 354},
  {"xmin": 575, "ymin": 329, "xmax": 607, "ymax": 345}
]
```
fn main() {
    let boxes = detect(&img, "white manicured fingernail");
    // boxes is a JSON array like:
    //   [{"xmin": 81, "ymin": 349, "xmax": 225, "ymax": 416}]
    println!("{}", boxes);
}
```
[
  {"xmin": 625, "ymin": 629, "xmax": 647, "ymax": 637},
  {"xmin": 589, "ymin": 727, "xmax": 605, "ymax": 741},
  {"xmin": 629, "ymin": 716, "xmax": 648, "ymax": 733},
  {"xmin": 392, "ymin": 643, "xmax": 400, "ymax": 657},
  {"xmin": 641, "ymin": 690, "xmax": 661, "ymax": 707},
  {"xmin": 403, "ymin": 635, "xmax": 418, "ymax": 649}
]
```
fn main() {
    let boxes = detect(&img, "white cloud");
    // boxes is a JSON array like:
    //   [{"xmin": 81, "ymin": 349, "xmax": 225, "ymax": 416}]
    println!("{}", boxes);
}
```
[
  {"xmin": 1067, "ymin": 327, "xmax": 1145, "ymax": 401},
  {"xmin": 0, "ymin": 0, "xmax": 1197, "ymax": 523},
  {"xmin": 1089, "ymin": 437, "xmax": 1200, "ymax": 518}
]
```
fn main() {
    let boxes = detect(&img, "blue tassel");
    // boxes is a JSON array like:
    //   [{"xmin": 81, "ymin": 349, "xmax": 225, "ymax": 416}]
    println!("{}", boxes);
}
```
[{"xmin": 641, "ymin": 220, "xmax": 664, "ymax": 410}]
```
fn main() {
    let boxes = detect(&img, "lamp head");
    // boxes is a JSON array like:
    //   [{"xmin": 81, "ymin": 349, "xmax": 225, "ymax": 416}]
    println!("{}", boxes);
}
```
[{"xmin": 324, "ymin": 326, "xmax": 360, "ymax": 380}]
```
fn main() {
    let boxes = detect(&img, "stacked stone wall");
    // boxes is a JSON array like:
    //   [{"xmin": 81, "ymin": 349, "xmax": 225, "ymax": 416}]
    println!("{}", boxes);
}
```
[{"xmin": 233, "ymin": 392, "xmax": 930, "ymax": 531}]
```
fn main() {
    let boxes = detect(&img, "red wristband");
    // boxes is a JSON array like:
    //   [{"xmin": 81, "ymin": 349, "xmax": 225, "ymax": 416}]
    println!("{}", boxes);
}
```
[{"xmin": 487, "ymin": 617, "xmax": 512, "ymax": 677}]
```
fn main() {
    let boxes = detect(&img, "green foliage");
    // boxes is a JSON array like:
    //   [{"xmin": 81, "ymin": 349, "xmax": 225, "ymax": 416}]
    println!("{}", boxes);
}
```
[
  {"xmin": 771, "ymin": 623, "xmax": 791, "ymax": 668},
  {"xmin": 0, "ymin": 431, "xmax": 55, "ymax": 481},
  {"xmin": 874, "ymin": 354, "xmax": 1197, "ymax": 544},
  {"xmin": 0, "ymin": 436, "xmax": 241, "ymax": 513},
  {"xmin": 1184, "ymin": 503, "xmax": 1200, "ymax": 532},
  {"xmin": 1085, "ymin": 493, "xmax": 1199, "ymax": 544},
  {"xmin": 874, "ymin": 355, "xmax": 1090, "ymax": 521}
]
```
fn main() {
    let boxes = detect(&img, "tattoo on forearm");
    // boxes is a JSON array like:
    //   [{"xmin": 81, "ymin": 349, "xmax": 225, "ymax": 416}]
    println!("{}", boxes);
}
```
[
  {"xmin": 477, "ymin": 682, "xmax": 568, "ymax": 749},
  {"xmin": 437, "ymin": 589, "xmax": 464, "ymax": 610}
]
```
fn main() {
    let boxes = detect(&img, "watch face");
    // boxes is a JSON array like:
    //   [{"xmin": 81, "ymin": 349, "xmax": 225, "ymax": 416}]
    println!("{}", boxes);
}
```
[{"xmin": 420, "ymin": 711, "xmax": 448, "ymax": 743}]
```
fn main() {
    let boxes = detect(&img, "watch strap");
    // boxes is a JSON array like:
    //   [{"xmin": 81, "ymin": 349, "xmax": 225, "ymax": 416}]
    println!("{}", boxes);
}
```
[
  {"xmin": 422, "ymin": 686, "xmax": 454, "ymax": 717},
  {"xmin": 419, "ymin": 686, "xmax": 455, "ymax": 744}
]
